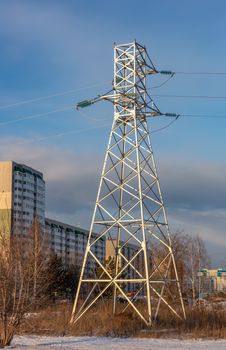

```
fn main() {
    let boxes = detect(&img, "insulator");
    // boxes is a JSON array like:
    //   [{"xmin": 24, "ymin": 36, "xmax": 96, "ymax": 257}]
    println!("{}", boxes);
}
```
[
  {"xmin": 76, "ymin": 100, "xmax": 93, "ymax": 109},
  {"xmin": 164, "ymin": 113, "xmax": 178, "ymax": 117},
  {"xmin": 160, "ymin": 70, "xmax": 174, "ymax": 75}
]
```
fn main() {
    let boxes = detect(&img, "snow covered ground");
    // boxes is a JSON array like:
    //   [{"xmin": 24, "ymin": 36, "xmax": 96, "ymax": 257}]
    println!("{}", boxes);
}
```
[{"xmin": 9, "ymin": 336, "xmax": 226, "ymax": 349}]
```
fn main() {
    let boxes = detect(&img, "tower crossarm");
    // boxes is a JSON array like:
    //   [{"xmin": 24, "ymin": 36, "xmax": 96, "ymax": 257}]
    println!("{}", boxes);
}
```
[{"xmin": 76, "ymin": 91, "xmax": 179, "ymax": 119}]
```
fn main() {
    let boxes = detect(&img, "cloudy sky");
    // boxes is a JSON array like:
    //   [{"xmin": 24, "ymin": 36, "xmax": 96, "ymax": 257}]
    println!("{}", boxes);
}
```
[{"xmin": 1, "ymin": 0, "xmax": 226, "ymax": 266}]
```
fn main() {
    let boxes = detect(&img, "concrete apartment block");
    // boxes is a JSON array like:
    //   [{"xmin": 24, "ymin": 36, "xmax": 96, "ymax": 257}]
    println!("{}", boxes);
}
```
[
  {"xmin": 45, "ymin": 217, "xmax": 106, "ymax": 275},
  {"xmin": 0, "ymin": 160, "xmax": 45, "ymax": 236}
]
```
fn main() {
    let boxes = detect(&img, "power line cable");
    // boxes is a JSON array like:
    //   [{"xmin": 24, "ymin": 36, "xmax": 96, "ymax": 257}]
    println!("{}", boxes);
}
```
[
  {"xmin": 150, "ymin": 75, "xmax": 175, "ymax": 89},
  {"xmin": 0, "ymin": 81, "xmax": 111, "ymax": 110},
  {"xmin": 4, "ymin": 107, "xmax": 225, "ymax": 146},
  {"xmin": 76, "ymin": 108, "xmax": 107, "ymax": 122},
  {"xmin": 77, "ymin": 110, "xmax": 226, "ymax": 128},
  {"xmin": 151, "ymin": 94, "xmax": 226, "ymax": 100},
  {"xmin": 2, "ymin": 70, "xmax": 226, "ymax": 111},
  {"xmin": 181, "ymin": 114, "xmax": 226, "ymax": 118},
  {"xmin": 175, "ymin": 71, "xmax": 226, "ymax": 75},
  {"xmin": 0, "ymin": 105, "xmax": 74, "ymax": 126},
  {"xmin": 6, "ymin": 108, "xmax": 225, "ymax": 145},
  {"xmin": 34, "ymin": 122, "xmax": 110, "ymax": 143},
  {"xmin": 2, "ymin": 94, "xmax": 226, "ymax": 133},
  {"xmin": 0, "ymin": 104, "xmax": 108, "ymax": 127},
  {"xmin": 0, "ymin": 122, "xmax": 110, "ymax": 148},
  {"xmin": 0, "ymin": 100, "xmax": 109, "ymax": 128},
  {"xmin": 157, "ymin": 112, "xmax": 226, "ymax": 119},
  {"xmin": 151, "ymin": 118, "xmax": 179, "ymax": 133}
]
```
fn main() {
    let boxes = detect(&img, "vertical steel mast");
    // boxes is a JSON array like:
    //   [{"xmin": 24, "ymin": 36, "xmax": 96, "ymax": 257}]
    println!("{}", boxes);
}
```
[{"xmin": 71, "ymin": 41, "xmax": 185, "ymax": 326}]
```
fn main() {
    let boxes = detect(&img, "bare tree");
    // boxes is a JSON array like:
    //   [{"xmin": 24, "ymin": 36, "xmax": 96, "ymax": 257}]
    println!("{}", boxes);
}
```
[
  {"xmin": 26, "ymin": 219, "xmax": 50, "ymax": 302},
  {"xmin": 187, "ymin": 236, "xmax": 210, "ymax": 303},
  {"xmin": 0, "ymin": 220, "xmax": 51, "ymax": 347},
  {"xmin": 171, "ymin": 231, "xmax": 210, "ymax": 304}
]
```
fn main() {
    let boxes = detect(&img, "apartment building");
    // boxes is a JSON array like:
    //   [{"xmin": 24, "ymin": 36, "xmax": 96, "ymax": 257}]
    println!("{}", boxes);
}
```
[
  {"xmin": 0, "ymin": 160, "xmax": 105, "ymax": 276},
  {"xmin": 45, "ymin": 218, "xmax": 106, "ymax": 275},
  {"xmin": 0, "ymin": 160, "xmax": 45, "ymax": 235}
]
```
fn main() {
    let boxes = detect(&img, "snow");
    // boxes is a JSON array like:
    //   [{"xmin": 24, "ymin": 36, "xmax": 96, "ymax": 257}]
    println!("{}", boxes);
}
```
[{"xmin": 9, "ymin": 336, "xmax": 226, "ymax": 349}]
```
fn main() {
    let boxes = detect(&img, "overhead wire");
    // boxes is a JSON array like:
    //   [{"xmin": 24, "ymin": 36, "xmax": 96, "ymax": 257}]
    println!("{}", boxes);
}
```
[
  {"xmin": 3, "ymin": 108, "xmax": 226, "ymax": 148},
  {"xmin": 2, "ymin": 70, "xmax": 226, "ymax": 111},
  {"xmin": 145, "ymin": 49, "xmax": 157, "ymax": 71},
  {"xmin": 0, "ymin": 81, "xmax": 111, "ymax": 110},
  {"xmin": 76, "ymin": 108, "xmax": 109, "ymax": 123},
  {"xmin": 150, "ymin": 75, "xmax": 175, "ymax": 89},
  {"xmin": 151, "ymin": 118, "xmax": 179, "ymax": 133},
  {"xmin": 151, "ymin": 94, "xmax": 226, "ymax": 100},
  {"xmin": 11, "ymin": 122, "xmax": 110, "ymax": 147},
  {"xmin": 0, "ymin": 122, "xmax": 110, "ymax": 150},
  {"xmin": 0, "ymin": 99, "xmax": 108, "ymax": 127},
  {"xmin": 1, "ymin": 103, "xmax": 225, "ymax": 146},
  {"xmin": 2, "ymin": 69, "xmax": 226, "ymax": 137},
  {"xmin": 174, "ymin": 71, "xmax": 226, "ymax": 75},
  {"xmin": 2, "ymin": 99, "xmax": 225, "ymax": 130},
  {"xmin": 0, "ymin": 105, "xmax": 74, "ymax": 126},
  {"xmin": 2, "ymin": 54, "xmax": 226, "ymax": 156},
  {"xmin": 180, "ymin": 114, "xmax": 226, "ymax": 118},
  {"xmin": 0, "ymin": 99, "xmax": 111, "ymax": 148}
]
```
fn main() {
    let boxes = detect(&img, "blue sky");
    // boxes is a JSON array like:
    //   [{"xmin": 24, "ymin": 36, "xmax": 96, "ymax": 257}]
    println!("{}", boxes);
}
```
[{"xmin": 1, "ymin": 0, "xmax": 226, "ymax": 266}]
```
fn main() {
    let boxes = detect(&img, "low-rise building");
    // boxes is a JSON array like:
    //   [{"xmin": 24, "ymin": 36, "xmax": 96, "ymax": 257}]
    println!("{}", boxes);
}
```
[{"xmin": 198, "ymin": 268, "xmax": 226, "ymax": 294}]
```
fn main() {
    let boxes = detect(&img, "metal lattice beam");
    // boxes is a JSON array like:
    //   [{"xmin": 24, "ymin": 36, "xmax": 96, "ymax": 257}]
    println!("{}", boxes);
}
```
[{"xmin": 71, "ymin": 41, "xmax": 185, "ymax": 326}]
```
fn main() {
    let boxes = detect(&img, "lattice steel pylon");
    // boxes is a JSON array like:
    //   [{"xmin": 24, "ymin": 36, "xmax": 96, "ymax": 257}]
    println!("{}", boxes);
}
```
[{"xmin": 71, "ymin": 41, "xmax": 186, "ymax": 326}]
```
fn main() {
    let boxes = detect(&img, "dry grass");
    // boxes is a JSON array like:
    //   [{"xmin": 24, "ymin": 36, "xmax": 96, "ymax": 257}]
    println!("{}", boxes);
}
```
[
  {"xmin": 19, "ymin": 302, "xmax": 145, "ymax": 337},
  {"xmin": 18, "ymin": 301, "xmax": 226, "ymax": 339}
]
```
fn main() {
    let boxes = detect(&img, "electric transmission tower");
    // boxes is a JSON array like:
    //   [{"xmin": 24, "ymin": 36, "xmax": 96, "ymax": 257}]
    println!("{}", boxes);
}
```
[{"xmin": 71, "ymin": 41, "xmax": 185, "ymax": 326}]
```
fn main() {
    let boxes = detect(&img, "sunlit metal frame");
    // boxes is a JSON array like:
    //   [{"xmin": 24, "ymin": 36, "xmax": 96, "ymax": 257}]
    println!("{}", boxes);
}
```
[{"xmin": 71, "ymin": 41, "xmax": 185, "ymax": 326}]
